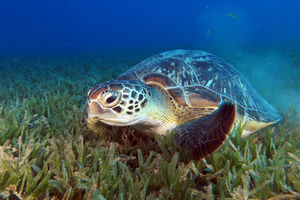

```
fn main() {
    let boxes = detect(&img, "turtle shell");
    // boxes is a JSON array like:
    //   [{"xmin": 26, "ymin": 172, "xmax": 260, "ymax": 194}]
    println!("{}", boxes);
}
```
[{"xmin": 117, "ymin": 50, "xmax": 281, "ymax": 125}]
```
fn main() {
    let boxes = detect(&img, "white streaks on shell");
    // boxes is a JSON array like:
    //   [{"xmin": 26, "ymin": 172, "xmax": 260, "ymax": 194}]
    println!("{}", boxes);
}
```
[{"xmin": 206, "ymin": 79, "xmax": 213, "ymax": 87}]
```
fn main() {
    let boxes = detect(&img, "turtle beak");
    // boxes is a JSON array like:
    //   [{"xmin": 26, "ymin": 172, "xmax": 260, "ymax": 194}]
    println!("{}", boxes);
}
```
[
  {"xmin": 87, "ymin": 84, "xmax": 110, "ymax": 117},
  {"xmin": 87, "ymin": 98, "xmax": 116, "ymax": 119}
]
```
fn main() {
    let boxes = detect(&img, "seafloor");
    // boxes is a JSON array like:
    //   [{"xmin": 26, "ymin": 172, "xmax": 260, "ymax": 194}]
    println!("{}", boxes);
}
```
[{"xmin": 0, "ymin": 46, "xmax": 299, "ymax": 199}]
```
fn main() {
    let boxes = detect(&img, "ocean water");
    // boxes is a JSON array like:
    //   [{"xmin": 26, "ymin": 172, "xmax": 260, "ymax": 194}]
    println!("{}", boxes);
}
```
[
  {"xmin": 1, "ymin": 0, "xmax": 300, "ymax": 55},
  {"xmin": 0, "ymin": 0, "xmax": 300, "ymax": 199}
]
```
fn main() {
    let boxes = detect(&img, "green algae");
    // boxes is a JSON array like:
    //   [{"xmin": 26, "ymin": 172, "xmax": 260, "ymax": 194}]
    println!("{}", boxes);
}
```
[{"xmin": 0, "ymin": 51, "xmax": 299, "ymax": 199}]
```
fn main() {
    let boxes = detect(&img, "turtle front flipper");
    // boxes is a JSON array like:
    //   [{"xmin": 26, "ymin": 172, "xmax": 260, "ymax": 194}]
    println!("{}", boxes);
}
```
[{"xmin": 174, "ymin": 102, "xmax": 236, "ymax": 160}]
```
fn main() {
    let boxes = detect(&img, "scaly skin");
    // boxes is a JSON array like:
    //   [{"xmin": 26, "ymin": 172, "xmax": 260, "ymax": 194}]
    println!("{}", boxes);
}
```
[{"xmin": 87, "ymin": 79, "xmax": 237, "ymax": 159}]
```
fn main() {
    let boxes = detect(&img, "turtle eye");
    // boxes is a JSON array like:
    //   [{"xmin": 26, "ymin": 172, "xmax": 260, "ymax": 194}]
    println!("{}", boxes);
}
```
[
  {"xmin": 106, "ymin": 95, "xmax": 116, "ymax": 104},
  {"xmin": 100, "ymin": 90, "xmax": 120, "ymax": 107}
]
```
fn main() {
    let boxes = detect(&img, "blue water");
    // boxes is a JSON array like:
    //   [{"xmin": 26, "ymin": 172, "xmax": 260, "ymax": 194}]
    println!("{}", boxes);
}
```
[{"xmin": 1, "ymin": 0, "xmax": 300, "ymax": 55}]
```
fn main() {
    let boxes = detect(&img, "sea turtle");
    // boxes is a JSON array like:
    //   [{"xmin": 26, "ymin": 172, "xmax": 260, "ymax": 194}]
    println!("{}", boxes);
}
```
[{"xmin": 87, "ymin": 50, "xmax": 281, "ymax": 159}]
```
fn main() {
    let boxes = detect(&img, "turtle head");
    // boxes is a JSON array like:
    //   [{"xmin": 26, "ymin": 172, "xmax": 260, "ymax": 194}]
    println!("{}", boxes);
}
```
[{"xmin": 87, "ymin": 80, "xmax": 149, "ymax": 126}]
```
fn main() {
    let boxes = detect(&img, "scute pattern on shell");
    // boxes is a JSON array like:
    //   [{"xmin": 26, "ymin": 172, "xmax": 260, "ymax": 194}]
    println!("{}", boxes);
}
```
[{"xmin": 117, "ymin": 49, "xmax": 281, "ymax": 123}]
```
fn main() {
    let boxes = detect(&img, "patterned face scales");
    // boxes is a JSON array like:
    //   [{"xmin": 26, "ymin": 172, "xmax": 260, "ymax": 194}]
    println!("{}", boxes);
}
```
[{"xmin": 87, "ymin": 80, "xmax": 148, "ymax": 118}]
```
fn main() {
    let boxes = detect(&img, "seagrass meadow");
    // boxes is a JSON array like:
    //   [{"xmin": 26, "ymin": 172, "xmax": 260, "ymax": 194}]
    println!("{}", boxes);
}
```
[{"xmin": 0, "ymin": 47, "xmax": 299, "ymax": 200}]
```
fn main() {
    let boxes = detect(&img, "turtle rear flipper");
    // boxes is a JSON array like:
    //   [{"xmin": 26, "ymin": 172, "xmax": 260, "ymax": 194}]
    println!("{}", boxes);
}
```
[{"xmin": 175, "ymin": 102, "xmax": 236, "ymax": 160}]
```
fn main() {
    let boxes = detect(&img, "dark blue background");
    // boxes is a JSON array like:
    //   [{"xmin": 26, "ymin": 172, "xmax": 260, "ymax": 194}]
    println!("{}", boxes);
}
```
[{"xmin": 0, "ymin": 0, "xmax": 299, "ymax": 55}]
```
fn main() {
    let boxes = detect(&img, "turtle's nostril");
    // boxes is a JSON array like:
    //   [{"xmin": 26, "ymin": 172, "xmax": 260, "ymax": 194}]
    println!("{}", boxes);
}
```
[{"xmin": 87, "ymin": 99, "xmax": 92, "ymax": 107}]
